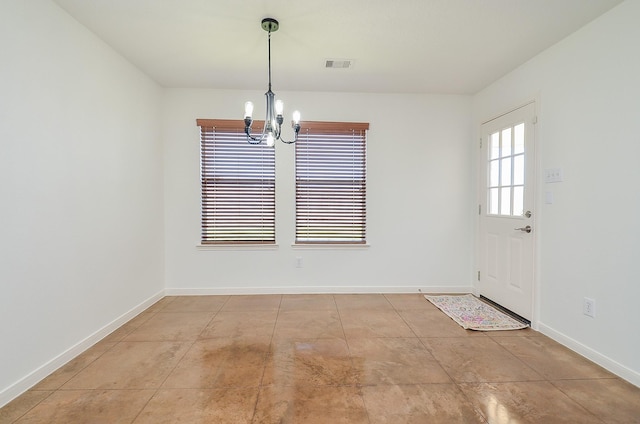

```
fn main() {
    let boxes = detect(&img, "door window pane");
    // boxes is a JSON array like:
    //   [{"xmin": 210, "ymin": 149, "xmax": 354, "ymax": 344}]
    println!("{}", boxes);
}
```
[
  {"xmin": 514, "ymin": 123, "xmax": 525, "ymax": 154},
  {"xmin": 500, "ymin": 187, "xmax": 511, "ymax": 215},
  {"xmin": 486, "ymin": 121, "xmax": 527, "ymax": 217},
  {"xmin": 490, "ymin": 132, "xmax": 500, "ymax": 159},
  {"xmin": 501, "ymin": 157, "xmax": 511, "ymax": 186},
  {"xmin": 513, "ymin": 154, "xmax": 524, "ymax": 185},
  {"xmin": 490, "ymin": 160, "xmax": 500, "ymax": 187},
  {"xmin": 489, "ymin": 188, "xmax": 499, "ymax": 215},
  {"xmin": 501, "ymin": 128, "xmax": 511, "ymax": 157},
  {"xmin": 513, "ymin": 186, "xmax": 524, "ymax": 216}
]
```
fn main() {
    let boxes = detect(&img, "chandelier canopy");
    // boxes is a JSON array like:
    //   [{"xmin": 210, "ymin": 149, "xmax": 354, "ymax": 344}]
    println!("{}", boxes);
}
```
[{"xmin": 243, "ymin": 18, "xmax": 301, "ymax": 146}]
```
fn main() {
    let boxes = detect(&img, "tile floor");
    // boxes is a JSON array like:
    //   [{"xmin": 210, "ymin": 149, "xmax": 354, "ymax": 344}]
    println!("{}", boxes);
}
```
[{"xmin": 2, "ymin": 294, "xmax": 640, "ymax": 423}]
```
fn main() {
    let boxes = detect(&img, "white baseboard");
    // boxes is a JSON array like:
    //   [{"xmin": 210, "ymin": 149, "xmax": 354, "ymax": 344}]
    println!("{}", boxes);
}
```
[
  {"xmin": 0, "ymin": 290, "xmax": 165, "ymax": 408},
  {"xmin": 538, "ymin": 322, "xmax": 640, "ymax": 388},
  {"xmin": 164, "ymin": 285, "xmax": 474, "ymax": 296}
]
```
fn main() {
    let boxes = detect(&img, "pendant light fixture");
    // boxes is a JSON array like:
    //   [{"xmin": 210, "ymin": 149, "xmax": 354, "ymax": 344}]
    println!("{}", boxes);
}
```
[{"xmin": 243, "ymin": 18, "xmax": 301, "ymax": 146}]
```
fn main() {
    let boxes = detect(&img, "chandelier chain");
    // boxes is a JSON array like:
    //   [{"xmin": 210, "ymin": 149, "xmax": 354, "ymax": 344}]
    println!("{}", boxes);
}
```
[{"xmin": 268, "ymin": 31, "xmax": 272, "ymax": 92}]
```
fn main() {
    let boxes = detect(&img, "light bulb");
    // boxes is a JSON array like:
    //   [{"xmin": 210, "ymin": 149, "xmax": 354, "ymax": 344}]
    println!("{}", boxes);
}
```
[
  {"xmin": 292, "ymin": 110, "xmax": 301, "ymax": 124},
  {"xmin": 244, "ymin": 101, "xmax": 254, "ymax": 118},
  {"xmin": 266, "ymin": 133, "xmax": 275, "ymax": 147},
  {"xmin": 275, "ymin": 99, "xmax": 284, "ymax": 115}
]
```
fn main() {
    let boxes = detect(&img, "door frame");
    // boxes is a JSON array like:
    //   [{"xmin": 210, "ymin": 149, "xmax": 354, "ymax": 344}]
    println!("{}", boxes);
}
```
[{"xmin": 474, "ymin": 99, "xmax": 541, "ymax": 330}]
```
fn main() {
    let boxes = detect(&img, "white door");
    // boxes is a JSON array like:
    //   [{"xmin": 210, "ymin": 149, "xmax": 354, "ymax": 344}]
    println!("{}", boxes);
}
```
[{"xmin": 478, "ymin": 103, "xmax": 536, "ymax": 320}]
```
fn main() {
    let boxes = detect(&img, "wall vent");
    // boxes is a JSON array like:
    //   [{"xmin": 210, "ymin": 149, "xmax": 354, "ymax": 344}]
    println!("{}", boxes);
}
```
[{"xmin": 325, "ymin": 59, "xmax": 353, "ymax": 69}]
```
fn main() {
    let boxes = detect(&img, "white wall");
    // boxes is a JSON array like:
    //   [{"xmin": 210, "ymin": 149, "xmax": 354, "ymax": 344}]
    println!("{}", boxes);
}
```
[
  {"xmin": 0, "ymin": 0, "xmax": 164, "ymax": 404},
  {"xmin": 163, "ymin": 89, "xmax": 473, "ymax": 293},
  {"xmin": 473, "ymin": 0, "xmax": 640, "ymax": 385}
]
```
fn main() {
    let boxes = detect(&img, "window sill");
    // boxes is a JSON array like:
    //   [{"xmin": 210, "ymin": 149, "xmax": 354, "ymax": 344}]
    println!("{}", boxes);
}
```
[
  {"xmin": 197, "ymin": 244, "xmax": 279, "ymax": 251},
  {"xmin": 291, "ymin": 243, "xmax": 370, "ymax": 250}
]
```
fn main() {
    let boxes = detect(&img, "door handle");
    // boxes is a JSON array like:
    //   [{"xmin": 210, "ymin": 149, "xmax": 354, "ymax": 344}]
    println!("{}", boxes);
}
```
[{"xmin": 515, "ymin": 225, "xmax": 532, "ymax": 233}]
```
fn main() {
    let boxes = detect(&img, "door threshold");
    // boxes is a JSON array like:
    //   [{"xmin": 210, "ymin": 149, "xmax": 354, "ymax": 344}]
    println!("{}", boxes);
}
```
[{"xmin": 480, "ymin": 295, "xmax": 531, "ymax": 326}]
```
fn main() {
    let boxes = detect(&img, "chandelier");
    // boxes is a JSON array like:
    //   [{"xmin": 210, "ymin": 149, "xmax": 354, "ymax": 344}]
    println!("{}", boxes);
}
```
[{"xmin": 243, "ymin": 18, "xmax": 301, "ymax": 146}]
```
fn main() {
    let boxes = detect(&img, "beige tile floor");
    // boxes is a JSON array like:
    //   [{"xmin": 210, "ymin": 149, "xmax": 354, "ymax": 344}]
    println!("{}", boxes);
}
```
[{"xmin": 2, "ymin": 294, "xmax": 640, "ymax": 423}]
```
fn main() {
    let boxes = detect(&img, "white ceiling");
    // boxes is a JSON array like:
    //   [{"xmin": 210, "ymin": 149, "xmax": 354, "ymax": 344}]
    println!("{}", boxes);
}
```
[{"xmin": 52, "ymin": 0, "xmax": 623, "ymax": 94}]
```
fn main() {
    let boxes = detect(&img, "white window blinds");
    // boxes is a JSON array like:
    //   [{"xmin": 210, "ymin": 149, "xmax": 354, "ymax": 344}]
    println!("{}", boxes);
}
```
[
  {"xmin": 197, "ymin": 119, "xmax": 275, "ymax": 244},
  {"xmin": 295, "ymin": 122, "xmax": 369, "ymax": 244}
]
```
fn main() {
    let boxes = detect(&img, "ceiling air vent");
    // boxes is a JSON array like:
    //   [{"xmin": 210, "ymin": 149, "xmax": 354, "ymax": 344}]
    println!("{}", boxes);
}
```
[{"xmin": 325, "ymin": 59, "xmax": 353, "ymax": 69}]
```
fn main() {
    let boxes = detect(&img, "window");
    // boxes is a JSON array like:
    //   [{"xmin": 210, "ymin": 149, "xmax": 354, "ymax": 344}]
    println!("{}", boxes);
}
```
[
  {"xmin": 197, "ymin": 119, "xmax": 275, "ymax": 244},
  {"xmin": 295, "ymin": 122, "xmax": 369, "ymax": 244},
  {"xmin": 488, "ymin": 122, "xmax": 525, "ymax": 216}
]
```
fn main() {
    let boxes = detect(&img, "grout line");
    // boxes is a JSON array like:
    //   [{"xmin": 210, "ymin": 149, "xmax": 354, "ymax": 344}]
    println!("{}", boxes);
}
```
[
  {"xmin": 129, "ymin": 388, "xmax": 158, "ymax": 424},
  {"xmin": 489, "ymin": 335, "xmax": 546, "ymax": 381},
  {"xmin": 5, "ymin": 390, "xmax": 56, "ymax": 424},
  {"xmin": 548, "ymin": 380, "xmax": 609, "ymax": 424},
  {"xmin": 249, "ymin": 295, "xmax": 282, "ymax": 422},
  {"xmin": 332, "ymin": 294, "xmax": 373, "ymax": 424},
  {"xmin": 195, "ymin": 304, "xmax": 226, "ymax": 340}
]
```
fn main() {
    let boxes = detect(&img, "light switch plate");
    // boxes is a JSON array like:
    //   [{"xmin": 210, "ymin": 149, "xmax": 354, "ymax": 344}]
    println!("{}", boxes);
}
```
[{"xmin": 545, "ymin": 168, "xmax": 563, "ymax": 183}]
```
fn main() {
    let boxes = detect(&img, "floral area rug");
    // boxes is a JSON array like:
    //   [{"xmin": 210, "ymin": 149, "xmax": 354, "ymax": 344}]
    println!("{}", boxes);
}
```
[{"xmin": 424, "ymin": 294, "xmax": 528, "ymax": 331}]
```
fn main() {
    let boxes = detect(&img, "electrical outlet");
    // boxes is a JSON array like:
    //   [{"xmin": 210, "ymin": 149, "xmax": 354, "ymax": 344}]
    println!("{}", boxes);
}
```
[
  {"xmin": 295, "ymin": 257, "xmax": 303, "ymax": 268},
  {"xmin": 583, "ymin": 297, "xmax": 596, "ymax": 318}
]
